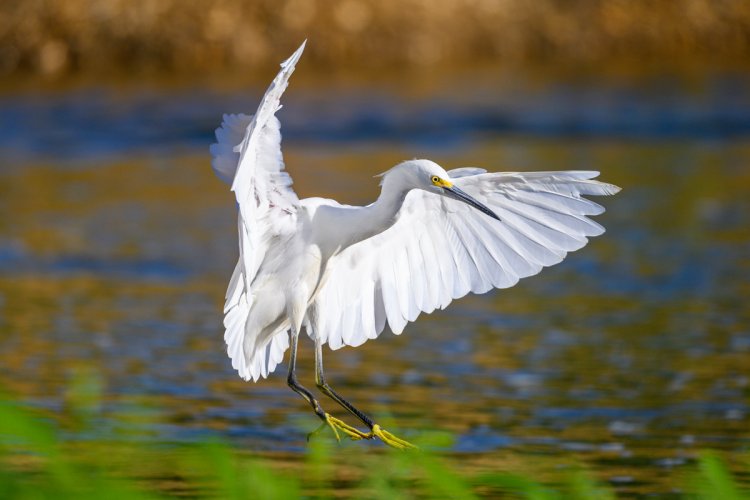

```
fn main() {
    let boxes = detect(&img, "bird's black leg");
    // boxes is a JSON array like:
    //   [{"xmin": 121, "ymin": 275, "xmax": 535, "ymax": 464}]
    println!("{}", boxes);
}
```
[
  {"xmin": 314, "ymin": 337, "xmax": 416, "ymax": 449},
  {"xmin": 287, "ymin": 328, "xmax": 368, "ymax": 442},
  {"xmin": 287, "ymin": 327, "xmax": 326, "ymax": 418},
  {"xmin": 314, "ymin": 338, "xmax": 374, "ymax": 428}
]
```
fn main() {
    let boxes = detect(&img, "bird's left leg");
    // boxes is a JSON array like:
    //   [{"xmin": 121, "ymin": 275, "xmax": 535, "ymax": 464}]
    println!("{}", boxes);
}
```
[
  {"xmin": 286, "ymin": 327, "xmax": 365, "ymax": 442},
  {"xmin": 314, "ymin": 337, "xmax": 417, "ymax": 450}
]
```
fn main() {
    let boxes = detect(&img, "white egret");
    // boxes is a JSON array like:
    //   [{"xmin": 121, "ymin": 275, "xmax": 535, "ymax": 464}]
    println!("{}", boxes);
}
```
[{"xmin": 209, "ymin": 41, "xmax": 620, "ymax": 450}]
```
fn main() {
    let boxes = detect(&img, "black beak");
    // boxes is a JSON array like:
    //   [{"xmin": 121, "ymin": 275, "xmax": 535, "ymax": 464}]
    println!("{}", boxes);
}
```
[{"xmin": 444, "ymin": 185, "xmax": 501, "ymax": 221}]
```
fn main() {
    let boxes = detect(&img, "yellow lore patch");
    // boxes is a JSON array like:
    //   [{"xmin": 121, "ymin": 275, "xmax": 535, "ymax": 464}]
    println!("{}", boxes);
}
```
[{"xmin": 431, "ymin": 176, "xmax": 453, "ymax": 188}]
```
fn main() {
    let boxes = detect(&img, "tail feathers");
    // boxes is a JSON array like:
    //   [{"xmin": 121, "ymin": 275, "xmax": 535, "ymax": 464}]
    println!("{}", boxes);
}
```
[
  {"xmin": 224, "ymin": 294, "xmax": 289, "ymax": 382},
  {"xmin": 224, "ymin": 294, "xmax": 250, "ymax": 378},
  {"xmin": 251, "ymin": 332, "xmax": 289, "ymax": 381}
]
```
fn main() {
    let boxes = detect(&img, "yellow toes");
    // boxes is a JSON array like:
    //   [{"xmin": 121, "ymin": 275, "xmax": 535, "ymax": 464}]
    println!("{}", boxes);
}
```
[
  {"xmin": 326, "ymin": 414, "xmax": 370, "ymax": 441},
  {"xmin": 370, "ymin": 424, "xmax": 418, "ymax": 450},
  {"xmin": 308, "ymin": 415, "xmax": 417, "ymax": 450},
  {"xmin": 323, "ymin": 414, "xmax": 342, "ymax": 441},
  {"xmin": 309, "ymin": 413, "xmax": 370, "ymax": 442}
]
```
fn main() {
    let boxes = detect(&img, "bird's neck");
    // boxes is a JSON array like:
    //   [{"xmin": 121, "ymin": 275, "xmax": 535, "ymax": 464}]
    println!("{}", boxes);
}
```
[
  {"xmin": 366, "ymin": 182, "xmax": 411, "ymax": 234},
  {"xmin": 331, "ymin": 182, "xmax": 411, "ymax": 252}
]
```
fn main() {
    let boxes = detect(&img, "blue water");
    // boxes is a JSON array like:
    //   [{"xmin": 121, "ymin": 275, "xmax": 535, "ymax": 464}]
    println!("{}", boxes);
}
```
[{"xmin": 2, "ymin": 71, "xmax": 750, "ymax": 164}]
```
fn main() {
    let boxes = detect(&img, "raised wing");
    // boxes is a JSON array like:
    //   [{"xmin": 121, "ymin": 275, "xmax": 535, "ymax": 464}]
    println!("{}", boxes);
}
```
[
  {"xmin": 209, "ymin": 41, "xmax": 305, "ymax": 379},
  {"xmin": 314, "ymin": 170, "xmax": 620, "ymax": 350}
]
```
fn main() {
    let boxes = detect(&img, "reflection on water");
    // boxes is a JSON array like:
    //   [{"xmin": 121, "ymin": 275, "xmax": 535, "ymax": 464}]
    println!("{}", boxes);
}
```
[{"xmin": 0, "ymin": 69, "xmax": 749, "ymax": 496}]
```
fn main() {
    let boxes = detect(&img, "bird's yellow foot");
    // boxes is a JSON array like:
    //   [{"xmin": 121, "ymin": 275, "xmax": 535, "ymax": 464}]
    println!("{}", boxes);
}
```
[
  {"xmin": 308, "ymin": 413, "xmax": 370, "ymax": 442},
  {"xmin": 368, "ymin": 424, "xmax": 418, "ymax": 450},
  {"xmin": 308, "ymin": 415, "xmax": 417, "ymax": 450}
]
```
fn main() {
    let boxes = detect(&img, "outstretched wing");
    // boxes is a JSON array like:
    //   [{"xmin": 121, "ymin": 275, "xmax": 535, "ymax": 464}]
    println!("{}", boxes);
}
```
[
  {"xmin": 209, "ymin": 41, "xmax": 305, "ymax": 379},
  {"xmin": 314, "ymin": 170, "xmax": 620, "ymax": 350}
]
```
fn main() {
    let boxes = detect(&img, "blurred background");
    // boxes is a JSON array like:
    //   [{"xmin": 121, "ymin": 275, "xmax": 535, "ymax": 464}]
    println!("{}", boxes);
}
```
[
  {"xmin": 2, "ymin": 0, "xmax": 750, "ymax": 76},
  {"xmin": 1, "ymin": 0, "xmax": 749, "ymax": 497}
]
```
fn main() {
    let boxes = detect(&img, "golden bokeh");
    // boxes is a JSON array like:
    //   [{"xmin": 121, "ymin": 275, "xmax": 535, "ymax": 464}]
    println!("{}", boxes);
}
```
[{"xmin": 1, "ymin": 0, "xmax": 750, "ymax": 76}]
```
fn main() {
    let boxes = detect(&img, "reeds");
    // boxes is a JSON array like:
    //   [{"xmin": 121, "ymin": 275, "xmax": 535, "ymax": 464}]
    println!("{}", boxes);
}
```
[{"xmin": 0, "ymin": 381, "xmax": 748, "ymax": 498}]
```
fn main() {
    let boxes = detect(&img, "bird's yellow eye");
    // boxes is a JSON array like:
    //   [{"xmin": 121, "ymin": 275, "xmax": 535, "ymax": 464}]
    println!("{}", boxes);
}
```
[{"xmin": 431, "ymin": 176, "xmax": 440, "ymax": 184}]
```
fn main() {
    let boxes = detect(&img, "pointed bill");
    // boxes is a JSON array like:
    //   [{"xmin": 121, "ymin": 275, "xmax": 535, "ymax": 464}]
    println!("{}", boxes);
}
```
[{"xmin": 443, "ymin": 185, "xmax": 501, "ymax": 221}]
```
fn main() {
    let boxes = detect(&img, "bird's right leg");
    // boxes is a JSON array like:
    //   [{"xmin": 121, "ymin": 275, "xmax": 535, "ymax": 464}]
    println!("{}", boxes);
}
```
[
  {"xmin": 286, "ymin": 327, "xmax": 367, "ymax": 442},
  {"xmin": 314, "ymin": 336, "xmax": 417, "ymax": 450}
]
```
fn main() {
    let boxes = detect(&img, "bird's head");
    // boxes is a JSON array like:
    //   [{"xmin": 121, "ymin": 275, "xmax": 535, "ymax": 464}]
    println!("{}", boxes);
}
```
[{"xmin": 382, "ymin": 159, "xmax": 500, "ymax": 221}]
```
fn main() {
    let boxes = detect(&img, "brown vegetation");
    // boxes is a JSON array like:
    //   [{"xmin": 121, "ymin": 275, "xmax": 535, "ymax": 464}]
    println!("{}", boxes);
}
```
[{"xmin": 2, "ymin": 0, "xmax": 750, "ymax": 76}]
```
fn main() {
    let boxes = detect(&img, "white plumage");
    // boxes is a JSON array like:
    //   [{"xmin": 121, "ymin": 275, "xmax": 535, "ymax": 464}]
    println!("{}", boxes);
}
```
[
  {"xmin": 210, "ymin": 42, "xmax": 304, "ymax": 381},
  {"xmin": 315, "ymin": 169, "xmax": 618, "ymax": 351},
  {"xmin": 209, "ymin": 42, "xmax": 620, "ymax": 394}
]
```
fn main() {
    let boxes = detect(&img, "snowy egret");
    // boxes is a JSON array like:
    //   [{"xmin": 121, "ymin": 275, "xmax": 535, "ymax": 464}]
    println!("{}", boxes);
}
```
[{"xmin": 209, "ymin": 41, "xmax": 620, "ymax": 450}]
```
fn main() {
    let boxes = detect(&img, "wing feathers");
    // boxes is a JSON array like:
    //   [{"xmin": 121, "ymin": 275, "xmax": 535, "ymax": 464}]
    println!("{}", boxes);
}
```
[
  {"xmin": 416, "ymin": 231, "xmax": 442, "ymax": 311},
  {"xmin": 360, "ymin": 277, "xmax": 378, "ymax": 341},
  {"xmin": 382, "ymin": 257, "xmax": 408, "ymax": 334},
  {"xmin": 315, "ymin": 170, "xmax": 618, "ymax": 351},
  {"xmin": 492, "ymin": 196, "xmax": 599, "ymax": 242},
  {"xmin": 442, "ymin": 216, "xmax": 474, "ymax": 297},
  {"xmin": 212, "ymin": 42, "xmax": 307, "ymax": 381},
  {"xmin": 210, "ymin": 113, "xmax": 254, "ymax": 184}
]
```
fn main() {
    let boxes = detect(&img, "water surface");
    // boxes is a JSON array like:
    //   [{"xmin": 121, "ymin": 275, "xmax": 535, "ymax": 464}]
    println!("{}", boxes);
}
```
[{"xmin": 1, "ymin": 67, "xmax": 749, "ymax": 496}]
